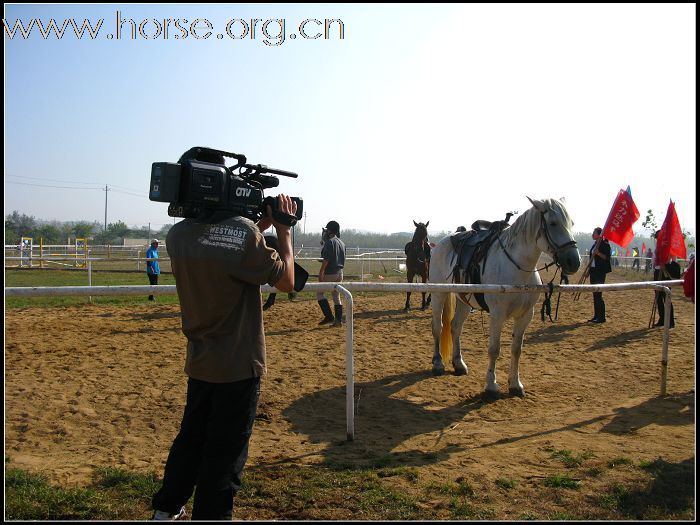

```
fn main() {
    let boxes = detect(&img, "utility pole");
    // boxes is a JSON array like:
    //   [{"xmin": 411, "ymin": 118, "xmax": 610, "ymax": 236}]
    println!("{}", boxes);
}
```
[
  {"xmin": 303, "ymin": 211, "xmax": 307, "ymax": 235},
  {"xmin": 103, "ymin": 184, "xmax": 109, "ymax": 232},
  {"xmin": 148, "ymin": 222, "xmax": 151, "ymax": 241}
]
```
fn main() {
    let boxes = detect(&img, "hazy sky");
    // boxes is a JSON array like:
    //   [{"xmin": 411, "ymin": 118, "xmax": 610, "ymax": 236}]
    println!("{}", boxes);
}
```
[{"xmin": 4, "ymin": 3, "xmax": 696, "ymax": 237}]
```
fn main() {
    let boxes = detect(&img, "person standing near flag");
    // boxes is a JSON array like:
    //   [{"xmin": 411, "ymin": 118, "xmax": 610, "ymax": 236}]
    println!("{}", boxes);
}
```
[
  {"xmin": 588, "ymin": 227, "xmax": 612, "ymax": 323},
  {"xmin": 651, "ymin": 200, "xmax": 687, "ymax": 328},
  {"xmin": 652, "ymin": 231, "xmax": 681, "ymax": 328}
]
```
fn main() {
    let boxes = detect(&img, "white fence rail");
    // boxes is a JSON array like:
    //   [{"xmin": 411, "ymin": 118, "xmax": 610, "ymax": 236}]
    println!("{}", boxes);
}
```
[{"xmin": 5, "ymin": 281, "xmax": 684, "ymax": 441}]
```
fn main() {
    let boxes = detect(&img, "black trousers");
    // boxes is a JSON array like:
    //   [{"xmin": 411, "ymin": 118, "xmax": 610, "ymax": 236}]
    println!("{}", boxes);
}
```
[
  {"xmin": 589, "ymin": 268, "xmax": 607, "ymax": 321},
  {"xmin": 148, "ymin": 273, "xmax": 159, "ymax": 300},
  {"xmin": 152, "ymin": 376, "xmax": 261, "ymax": 520},
  {"xmin": 653, "ymin": 269, "xmax": 675, "ymax": 326}
]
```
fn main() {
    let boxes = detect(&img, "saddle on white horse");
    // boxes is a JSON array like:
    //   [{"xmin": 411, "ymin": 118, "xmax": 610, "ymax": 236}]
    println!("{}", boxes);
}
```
[{"xmin": 449, "ymin": 213, "xmax": 514, "ymax": 311}]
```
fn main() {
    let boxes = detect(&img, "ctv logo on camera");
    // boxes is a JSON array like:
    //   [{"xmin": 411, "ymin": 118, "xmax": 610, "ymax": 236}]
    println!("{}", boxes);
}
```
[{"xmin": 235, "ymin": 187, "xmax": 251, "ymax": 197}]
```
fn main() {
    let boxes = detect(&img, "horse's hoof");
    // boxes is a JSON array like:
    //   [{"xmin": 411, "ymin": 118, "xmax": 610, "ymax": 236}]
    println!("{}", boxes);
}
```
[
  {"xmin": 482, "ymin": 389, "xmax": 500, "ymax": 401},
  {"xmin": 508, "ymin": 387, "xmax": 526, "ymax": 398},
  {"xmin": 432, "ymin": 367, "xmax": 445, "ymax": 376}
]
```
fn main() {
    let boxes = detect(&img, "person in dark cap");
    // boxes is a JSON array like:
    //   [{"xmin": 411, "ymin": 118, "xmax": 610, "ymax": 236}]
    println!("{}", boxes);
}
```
[
  {"xmin": 146, "ymin": 239, "xmax": 160, "ymax": 301},
  {"xmin": 317, "ymin": 220, "xmax": 346, "ymax": 326}
]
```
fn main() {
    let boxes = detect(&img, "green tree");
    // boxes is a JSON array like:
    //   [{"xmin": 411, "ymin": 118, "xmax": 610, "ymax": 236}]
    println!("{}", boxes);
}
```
[
  {"xmin": 641, "ymin": 209, "xmax": 659, "ymax": 235},
  {"xmin": 71, "ymin": 221, "xmax": 99, "ymax": 240},
  {"xmin": 5, "ymin": 211, "xmax": 37, "ymax": 243},
  {"xmin": 35, "ymin": 222, "xmax": 64, "ymax": 245}
]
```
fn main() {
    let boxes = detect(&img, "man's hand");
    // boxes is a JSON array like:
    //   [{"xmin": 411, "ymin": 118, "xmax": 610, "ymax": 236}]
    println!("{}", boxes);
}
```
[
  {"xmin": 268, "ymin": 195, "xmax": 297, "ymax": 293},
  {"xmin": 270, "ymin": 194, "xmax": 297, "ymax": 232}
]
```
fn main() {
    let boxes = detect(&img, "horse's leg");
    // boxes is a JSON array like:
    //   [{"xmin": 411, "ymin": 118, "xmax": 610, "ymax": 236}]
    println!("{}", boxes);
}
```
[
  {"xmin": 451, "ymin": 298, "xmax": 469, "ymax": 375},
  {"xmin": 426, "ymin": 265, "xmax": 431, "ymax": 306},
  {"xmin": 420, "ymin": 273, "xmax": 428, "ymax": 310},
  {"xmin": 484, "ymin": 313, "xmax": 505, "ymax": 399},
  {"xmin": 430, "ymin": 292, "xmax": 447, "ymax": 375},
  {"xmin": 404, "ymin": 271, "xmax": 413, "ymax": 311},
  {"xmin": 508, "ymin": 310, "xmax": 533, "ymax": 397}
]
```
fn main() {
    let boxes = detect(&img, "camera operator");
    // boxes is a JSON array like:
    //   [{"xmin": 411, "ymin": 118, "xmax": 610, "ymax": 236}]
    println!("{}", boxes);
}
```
[{"xmin": 151, "ymin": 183, "xmax": 297, "ymax": 520}]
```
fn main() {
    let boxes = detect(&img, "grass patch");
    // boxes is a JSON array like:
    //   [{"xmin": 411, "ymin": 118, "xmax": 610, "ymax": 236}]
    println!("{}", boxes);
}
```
[
  {"xmin": 5, "ymin": 268, "xmax": 179, "ymax": 308},
  {"xmin": 551, "ymin": 449, "xmax": 594, "ymax": 468},
  {"xmin": 495, "ymin": 478, "xmax": 516, "ymax": 490},
  {"xmin": 5, "ymin": 459, "xmax": 694, "ymax": 520},
  {"xmin": 425, "ymin": 477, "xmax": 475, "ymax": 497},
  {"xmin": 607, "ymin": 457, "xmax": 634, "ymax": 468},
  {"xmin": 543, "ymin": 475, "xmax": 581, "ymax": 490},
  {"xmin": 549, "ymin": 511, "xmax": 580, "ymax": 520},
  {"xmin": 599, "ymin": 483, "xmax": 629, "ymax": 510},
  {"xmin": 5, "ymin": 468, "xmax": 118, "ymax": 520}
]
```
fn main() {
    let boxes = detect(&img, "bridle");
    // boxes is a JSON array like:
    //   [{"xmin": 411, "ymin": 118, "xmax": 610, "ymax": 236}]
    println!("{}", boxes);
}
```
[{"xmin": 497, "ymin": 209, "xmax": 577, "ymax": 274}]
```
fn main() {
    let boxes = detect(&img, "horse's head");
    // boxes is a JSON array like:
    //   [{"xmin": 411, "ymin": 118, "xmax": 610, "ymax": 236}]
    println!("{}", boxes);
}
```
[
  {"xmin": 527, "ymin": 197, "xmax": 581, "ymax": 275},
  {"xmin": 412, "ymin": 220, "xmax": 429, "ymax": 243}
]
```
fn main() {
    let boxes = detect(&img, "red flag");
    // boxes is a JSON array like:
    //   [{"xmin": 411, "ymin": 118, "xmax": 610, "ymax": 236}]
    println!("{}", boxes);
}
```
[
  {"xmin": 642, "ymin": 242, "xmax": 647, "ymax": 254},
  {"xmin": 655, "ymin": 200, "xmax": 687, "ymax": 265},
  {"xmin": 601, "ymin": 188, "xmax": 640, "ymax": 248}
]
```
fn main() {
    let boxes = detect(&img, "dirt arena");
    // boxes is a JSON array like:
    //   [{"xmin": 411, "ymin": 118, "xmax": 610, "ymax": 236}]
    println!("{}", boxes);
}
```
[{"xmin": 4, "ymin": 270, "xmax": 695, "ymax": 517}]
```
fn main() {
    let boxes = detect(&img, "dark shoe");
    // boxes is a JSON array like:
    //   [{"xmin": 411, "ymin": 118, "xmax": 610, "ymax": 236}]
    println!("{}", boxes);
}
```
[
  {"xmin": 318, "ymin": 299, "xmax": 334, "ymax": 324},
  {"xmin": 587, "ymin": 317, "xmax": 599, "ymax": 323},
  {"xmin": 591, "ymin": 318, "xmax": 606, "ymax": 323}
]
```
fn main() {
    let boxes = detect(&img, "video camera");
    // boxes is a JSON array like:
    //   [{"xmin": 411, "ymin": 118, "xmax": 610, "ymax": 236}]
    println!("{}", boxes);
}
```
[{"xmin": 149, "ymin": 147, "xmax": 303, "ymax": 226}]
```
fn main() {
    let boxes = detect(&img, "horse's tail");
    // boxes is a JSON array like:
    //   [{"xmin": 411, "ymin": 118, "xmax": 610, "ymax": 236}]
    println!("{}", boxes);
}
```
[{"xmin": 440, "ymin": 293, "xmax": 455, "ymax": 364}]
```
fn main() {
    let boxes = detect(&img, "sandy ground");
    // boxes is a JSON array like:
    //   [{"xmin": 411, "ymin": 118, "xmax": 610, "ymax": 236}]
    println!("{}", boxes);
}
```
[{"xmin": 4, "ymin": 271, "xmax": 695, "ymax": 512}]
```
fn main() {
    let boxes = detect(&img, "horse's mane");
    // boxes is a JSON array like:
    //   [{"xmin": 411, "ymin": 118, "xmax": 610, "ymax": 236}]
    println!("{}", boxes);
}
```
[{"xmin": 500, "ymin": 199, "xmax": 573, "ymax": 249}]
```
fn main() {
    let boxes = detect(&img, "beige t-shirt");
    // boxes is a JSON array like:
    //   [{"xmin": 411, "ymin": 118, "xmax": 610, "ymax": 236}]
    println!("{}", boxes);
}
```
[{"xmin": 166, "ymin": 216, "xmax": 285, "ymax": 383}]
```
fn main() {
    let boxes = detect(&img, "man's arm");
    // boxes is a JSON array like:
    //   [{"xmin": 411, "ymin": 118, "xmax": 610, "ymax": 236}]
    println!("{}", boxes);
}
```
[{"xmin": 319, "ymin": 259, "xmax": 329, "ymax": 281}]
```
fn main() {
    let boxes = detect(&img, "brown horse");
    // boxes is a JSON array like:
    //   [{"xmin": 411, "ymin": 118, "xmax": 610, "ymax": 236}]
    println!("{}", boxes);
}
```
[{"xmin": 404, "ymin": 220, "xmax": 431, "ymax": 311}]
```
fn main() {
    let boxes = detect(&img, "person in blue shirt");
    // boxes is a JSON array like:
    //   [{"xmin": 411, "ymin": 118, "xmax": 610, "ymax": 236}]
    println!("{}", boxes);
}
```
[{"xmin": 146, "ymin": 239, "xmax": 160, "ymax": 301}]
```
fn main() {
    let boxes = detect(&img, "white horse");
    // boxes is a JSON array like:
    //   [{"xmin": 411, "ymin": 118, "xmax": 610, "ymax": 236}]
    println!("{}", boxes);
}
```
[{"xmin": 429, "ymin": 197, "xmax": 581, "ymax": 399}]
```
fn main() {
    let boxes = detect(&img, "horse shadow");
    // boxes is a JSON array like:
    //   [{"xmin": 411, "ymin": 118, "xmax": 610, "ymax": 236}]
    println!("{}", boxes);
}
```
[
  {"xmin": 471, "ymin": 391, "xmax": 694, "ymax": 450},
  {"xmin": 282, "ymin": 370, "xmax": 488, "ymax": 468}
]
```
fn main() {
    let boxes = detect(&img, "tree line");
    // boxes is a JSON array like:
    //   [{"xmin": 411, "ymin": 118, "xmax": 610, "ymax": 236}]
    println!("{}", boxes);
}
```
[
  {"xmin": 5, "ymin": 210, "xmax": 694, "ymax": 253},
  {"xmin": 4, "ymin": 211, "xmax": 173, "ymax": 246}
]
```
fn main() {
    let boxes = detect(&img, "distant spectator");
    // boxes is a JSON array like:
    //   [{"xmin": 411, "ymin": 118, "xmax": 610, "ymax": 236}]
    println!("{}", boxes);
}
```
[
  {"xmin": 631, "ymin": 246, "xmax": 640, "ymax": 271},
  {"xmin": 146, "ymin": 239, "xmax": 160, "ymax": 301},
  {"xmin": 644, "ymin": 248, "xmax": 653, "ymax": 273}
]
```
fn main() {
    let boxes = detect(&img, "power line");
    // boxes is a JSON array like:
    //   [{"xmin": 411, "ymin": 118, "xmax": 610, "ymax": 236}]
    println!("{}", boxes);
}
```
[
  {"xmin": 7, "ymin": 181, "xmax": 103, "ymax": 190},
  {"xmin": 7, "ymin": 175, "xmax": 145, "ymax": 194}
]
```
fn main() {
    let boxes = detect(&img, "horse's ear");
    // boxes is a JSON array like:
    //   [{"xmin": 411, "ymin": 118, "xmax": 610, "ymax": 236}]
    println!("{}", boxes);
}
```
[
  {"xmin": 425, "ymin": 221, "xmax": 429, "ymax": 227},
  {"xmin": 527, "ymin": 196, "xmax": 547, "ymax": 212},
  {"xmin": 413, "ymin": 220, "xmax": 419, "ymax": 227}
]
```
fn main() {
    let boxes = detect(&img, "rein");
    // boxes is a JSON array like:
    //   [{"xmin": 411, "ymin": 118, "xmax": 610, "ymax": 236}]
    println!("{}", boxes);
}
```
[{"xmin": 496, "ymin": 211, "xmax": 576, "ymax": 274}]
